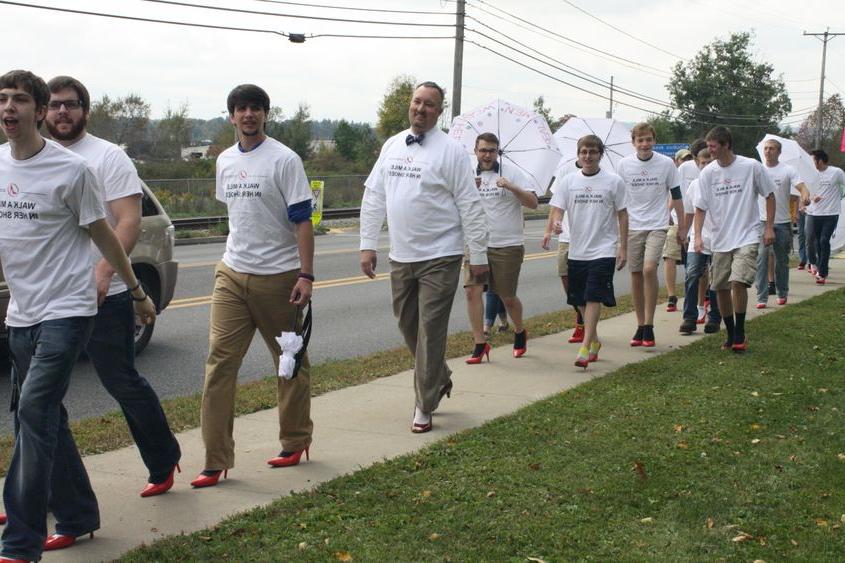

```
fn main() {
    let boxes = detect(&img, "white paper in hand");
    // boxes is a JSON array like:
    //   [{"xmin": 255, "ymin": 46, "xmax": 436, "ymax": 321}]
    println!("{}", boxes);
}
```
[{"xmin": 276, "ymin": 331, "xmax": 304, "ymax": 379}]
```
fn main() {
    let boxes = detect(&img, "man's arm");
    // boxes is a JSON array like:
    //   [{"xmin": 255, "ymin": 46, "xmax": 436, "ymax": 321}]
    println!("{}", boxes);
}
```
[
  {"xmin": 670, "ymin": 196, "xmax": 686, "ymax": 245},
  {"xmin": 795, "ymin": 182, "xmax": 811, "ymax": 207},
  {"xmin": 451, "ymin": 158, "xmax": 488, "ymax": 270},
  {"xmin": 694, "ymin": 208, "xmax": 705, "ymax": 254},
  {"xmin": 359, "ymin": 155, "xmax": 387, "ymax": 278},
  {"xmin": 95, "ymin": 195, "xmax": 141, "ymax": 304},
  {"xmin": 542, "ymin": 206, "xmax": 563, "ymax": 250},
  {"xmin": 763, "ymin": 193, "xmax": 776, "ymax": 246},
  {"xmin": 291, "ymin": 220, "xmax": 314, "ymax": 305},
  {"xmin": 616, "ymin": 208, "xmax": 628, "ymax": 270},
  {"xmin": 88, "ymin": 219, "xmax": 156, "ymax": 324},
  {"xmin": 497, "ymin": 177, "xmax": 539, "ymax": 209}
]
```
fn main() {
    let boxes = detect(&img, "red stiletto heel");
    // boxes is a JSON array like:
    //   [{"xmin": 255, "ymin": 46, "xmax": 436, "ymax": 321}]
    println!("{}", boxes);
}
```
[
  {"xmin": 465, "ymin": 342, "xmax": 491, "ymax": 364},
  {"xmin": 512, "ymin": 330, "xmax": 528, "ymax": 358},
  {"xmin": 0, "ymin": 513, "xmax": 6, "ymax": 525},
  {"xmin": 268, "ymin": 447, "xmax": 310, "ymax": 468},
  {"xmin": 190, "ymin": 469, "xmax": 228, "ymax": 488},
  {"xmin": 44, "ymin": 531, "xmax": 94, "ymax": 551},
  {"xmin": 140, "ymin": 463, "xmax": 181, "ymax": 497}
]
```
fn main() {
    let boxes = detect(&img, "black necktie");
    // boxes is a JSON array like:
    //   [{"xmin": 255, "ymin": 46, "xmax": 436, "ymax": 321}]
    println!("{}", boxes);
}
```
[{"xmin": 405, "ymin": 133, "xmax": 425, "ymax": 146}]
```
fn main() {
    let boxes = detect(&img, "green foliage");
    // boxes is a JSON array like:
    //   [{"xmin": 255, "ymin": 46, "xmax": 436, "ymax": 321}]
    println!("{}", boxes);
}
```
[
  {"xmin": 150, "ymin": 102, "xmax": 191, "ymax": 160},
  {"xmin": 86, "ymin": 93, "xmax": 152, "ymax": 158},
  {"xmin": 275, "ymin": 102, "xmax": 313, "ymax": 161},
  {"xmin": 333, "ymin": 120, "xmax": 379, "ymax": 169},
  {"xmin": 647, "ymin": 111, "xmax": 688, "ymax": 143},
  {"xmin": 376, "ymin": 75, "xmax": 415, "ymax": 140},
  {"xmin": 667, "ymin": 32, "xmax": 792, "ymax": 156},
  {"xmin": 532, "ymin": 95, "xmax": 561, "ymax": 132},
  {"xmin": 796, "ymin": 94, "xmax": 845, "ymax": 166}
]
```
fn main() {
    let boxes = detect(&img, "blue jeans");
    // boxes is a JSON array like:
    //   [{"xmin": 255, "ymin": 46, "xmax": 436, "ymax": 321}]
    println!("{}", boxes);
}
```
[
  {"xmin": 85, "ymin": 291, "xmax": 180, "ymax": 481},
  {"xmin": 2, "ymin": 317, "xmax": 99, "ymax": 561},
  {"xmin": 682, "ymin": 252, "xmax": 721, "ymax": 323},
  {"xmin": 755, "ymin": 222, "xmax": 792, "ymax": 302},
  {"xmin": 797, "ymin": 210, "xmax": 807, "ymax": 264},
  {"xmin": 484, "ymin": 292, "xmax": 506, "ymax": 328},
  {"xmin": 806, "ymin": 214, "xmax": 839, "ymax": 278}
]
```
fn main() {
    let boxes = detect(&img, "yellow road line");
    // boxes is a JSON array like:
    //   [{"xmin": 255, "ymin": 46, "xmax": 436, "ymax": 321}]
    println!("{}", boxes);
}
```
[
  {"xmin": 180, "ymin": 246, "xmax": 392, "ymax": 269},
  {"xmin": 168, "ymin": 250, "xmax": 555, "ymax": 310}
]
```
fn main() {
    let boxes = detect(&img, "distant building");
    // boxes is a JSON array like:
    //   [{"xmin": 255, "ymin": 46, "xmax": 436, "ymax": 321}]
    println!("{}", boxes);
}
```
[
  {"xmin": 309, "ymin": 139, "xmax": 336, "ymax": 153},
  {"xmin": 181, "ymin": 145, "xmax": 212, "ymax": 160}
]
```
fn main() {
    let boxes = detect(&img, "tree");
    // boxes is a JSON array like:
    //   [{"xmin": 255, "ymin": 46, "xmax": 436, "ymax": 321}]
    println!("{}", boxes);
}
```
[
  {"xmin": 333, "ymin": 120, "xmax": 378, "ymax": 168},
  {"xmin": 667, "ymin": 32, "xmax": 792, "ymax": 156},
  {"xmin": 333, "ymin": 119, "xmax": 359, "ymax": 161},
  {"xmin": 151, "ymin": 102, "xmax": 191, "ymax": 160},
  {"xmin": 647, "ymin": 111, "xmax": 688, "ymax": 143},
  {"xmin": 278, "ymin": 102, "xmax": 313, "ymax": 161},
  {"xmin": 533, "ymin": 96, "xmax": 562, "ymax": 133},
  {"xmin": 377, "ymin": 75, "xmax": 415, "ymax": 140},
  {"xmin": 86, "ymin": 93, "xmax": 151, "ymax": 157},
  {"xmin": 796, "ymin": 94, "xmax": 845, "ymax": 164}
]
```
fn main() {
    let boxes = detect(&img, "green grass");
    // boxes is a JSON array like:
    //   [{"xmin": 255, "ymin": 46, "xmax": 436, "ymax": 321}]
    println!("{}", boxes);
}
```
[
  {"xmin": 0, "ymin": 287, "xmax": 659, "ymax": 477},
  {"xmin": 122, "ymin": 288, "xmax": 845, "ymax": 561}
]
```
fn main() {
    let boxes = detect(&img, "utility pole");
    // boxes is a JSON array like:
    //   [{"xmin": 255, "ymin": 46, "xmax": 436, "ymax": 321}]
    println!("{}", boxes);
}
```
[
  {"xmin": 804, "ymin": 29, "xmax": 844, "ymax": 147},
  {"xmin": 606, "ymin": 75, "xmax": 614, "ymax": 119},
  {"xmin": 452, "ymin": 0, "xmax": 465, "ymax": 119}
]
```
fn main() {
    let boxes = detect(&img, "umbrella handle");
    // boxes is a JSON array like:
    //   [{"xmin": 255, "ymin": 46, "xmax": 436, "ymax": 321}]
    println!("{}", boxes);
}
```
[{"xmin": 291, "ymin": 302, "xmax": 312, "ymax": 379}]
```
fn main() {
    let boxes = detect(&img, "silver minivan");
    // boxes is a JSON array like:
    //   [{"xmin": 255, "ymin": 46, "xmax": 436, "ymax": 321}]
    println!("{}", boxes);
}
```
[{"xmin": 0, "ymin": 182, "xmax": 178, "ymax": 355}]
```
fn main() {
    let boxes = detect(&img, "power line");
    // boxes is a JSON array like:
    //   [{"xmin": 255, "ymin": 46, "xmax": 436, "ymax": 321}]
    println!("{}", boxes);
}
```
[
  {"xmin": 250, "ymin": 0, "xmax": 451, "ymax": 16},
  {"xmin": 558, "ymin": 0, "xmax": 684, "ymax": 60},
  {"xmin": 467, "ymin": 0, "xmax": 672, "ymax": 77},
  {"xmin": 464, "ymin": 18, "xmax": 807, "ymax": 121},
  {"xmin": 139, "ymin": 0, "xmax": 453, "ymax": 27}
]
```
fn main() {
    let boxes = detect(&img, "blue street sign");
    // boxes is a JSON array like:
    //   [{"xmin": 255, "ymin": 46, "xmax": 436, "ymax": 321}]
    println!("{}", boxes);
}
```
[{"xmin": 653, "ymin": 143, "xmax": 688, "ymax": 157}]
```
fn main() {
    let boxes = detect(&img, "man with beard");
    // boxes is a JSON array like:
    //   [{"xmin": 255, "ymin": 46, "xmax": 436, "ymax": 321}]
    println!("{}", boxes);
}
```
[{"xmin": 43, "ymin": 78, "xmax": 182, "ymax": 528}]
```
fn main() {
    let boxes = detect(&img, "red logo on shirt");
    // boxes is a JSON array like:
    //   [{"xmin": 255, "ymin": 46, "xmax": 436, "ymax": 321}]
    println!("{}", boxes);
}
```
[
  {"xmin": 584, "ymin": 186, "xmax": 593, "ymax": 192},
  {"xmin": 238, "ymin": 170, "xmax": 248, "ymax": 179},
  {"xmin": 6, "ymin": 183, "xmax": 18, "ymax": 197},
  {"xmin": 405, "ymin": 156, "xmax": 414, "ymax": 164},
  {"xmin": 640, "ymin": 169, "xmax": 649, "ymax": 176}
]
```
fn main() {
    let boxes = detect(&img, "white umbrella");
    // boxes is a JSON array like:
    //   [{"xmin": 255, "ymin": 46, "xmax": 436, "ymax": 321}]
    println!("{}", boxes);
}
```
[
  {"xmin": 449, "ymin": 99, "xmax": 562, "ymax": 194},
  {"xmin": 553, "ymin": 117, "xmax": 633, "ymax": 175},
  {"xmin": 754, "ymin": 134, "xmax": 820, "ymax": 192}
]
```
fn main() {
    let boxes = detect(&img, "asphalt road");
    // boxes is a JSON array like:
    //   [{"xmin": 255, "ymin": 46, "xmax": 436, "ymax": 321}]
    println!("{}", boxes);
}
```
[{"xmin": 0, "ymin": 221, "xmax": 646, "ymax": 429}]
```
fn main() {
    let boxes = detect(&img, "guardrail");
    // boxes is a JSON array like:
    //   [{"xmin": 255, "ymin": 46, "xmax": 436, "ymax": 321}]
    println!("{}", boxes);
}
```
[{"xmin": 171, "ymin": 197, "xmax": 553, "ymax": 230}]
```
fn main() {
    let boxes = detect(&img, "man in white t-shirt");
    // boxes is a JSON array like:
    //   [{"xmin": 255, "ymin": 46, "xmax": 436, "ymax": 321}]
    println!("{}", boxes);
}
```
[
  {"xmin": 44, "ymin": 76, "xmax": 181, "ymax": 506},
  {"xmin": 616, "ymin": 123, "xmax": 684, "ymax": 348},
  {"xmin": 679, "ymin": 148, "xmax": 722, "ymax": 335},
  {"xmin": 464, "ymin": 132, "xmax": 541, "ymax": 363},
  {"xmin": 806, "ymin": 149, "xmax": 845, "ymax": 284},
  {"xmin": 543, "ymin": 159, "xmax": 585, "ymax": 344},
  {"xmin": 755, "ymin": 139, "xmax": 810, "ymax": 307},
  {"xmin": 193, "ymin": 84, "xmax": 315, "ymax": 490},
  {"xmin": 360, "ymin": 81, "xmax": 488, "ymax": 434},
  {"xmin": 0, "ymin": 69, "xmax": 155, "ymax": 563},
  {"xmin": 548, "ymin": 135, "xmax": 628, "ymax": 369},
  {"xmin": 694, "ymin": 126, "xmax": 775, "ymax": 352}
]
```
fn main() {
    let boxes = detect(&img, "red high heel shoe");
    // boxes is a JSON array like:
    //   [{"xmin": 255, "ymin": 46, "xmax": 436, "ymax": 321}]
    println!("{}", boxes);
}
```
[
  {"xmin": 0, "ymin": 557, "xmax": 28, "ymax": 562},
  {"xmin": 268, "ymin": 447, "xmax": 310, "ymax": 468},
  {"xmin": 190, "ymin": 469, "xmax": 228, "ymax": 488},
  {"xmin": 44, "ymin": 531, "xmax": 94, "ymax": 551},
  {"xmin": 140, "ymin": 463, "xmax": 181, "ymax": 497},
  {"xmin": 512, "ymin": 330, "xmax": 528, "ymax": 358},
  {"xmin": 0, "ymin": 513, "xmax": 6, "ymax": 525},
  {"xmin": 465, "ymin": 342, "xmax": 491, "ymax": 364}
]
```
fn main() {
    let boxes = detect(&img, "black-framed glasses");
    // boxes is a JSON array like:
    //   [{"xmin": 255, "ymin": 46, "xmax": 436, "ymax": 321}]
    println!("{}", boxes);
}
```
[
  {"xmin": 47, "ymin": 100, "xmax": 83, "ymax": 111},
  {"xmin": 477, "ymin": 148, "xmax": 498, "ymax": 155}
]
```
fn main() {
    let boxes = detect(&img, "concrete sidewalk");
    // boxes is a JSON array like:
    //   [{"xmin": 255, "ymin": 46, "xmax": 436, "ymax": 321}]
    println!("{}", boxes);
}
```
[{"xmin": 27, "ymin": 271, "xmax": 837, "ymax": 562}]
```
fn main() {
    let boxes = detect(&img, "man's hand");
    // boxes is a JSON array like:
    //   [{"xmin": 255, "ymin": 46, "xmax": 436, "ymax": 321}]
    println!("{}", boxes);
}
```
[
  {"xmin": 133, "ymin": 295, "xmax": 156, "ymax": 325},
  {"xmin": 360, "ymin": 250, "xmax": 378, "ymax": 279},
  {"xmin": 469, "ymin": 264, "xmax": 489, "ymax": 281},
  {"xmin": 763, "ymin": 226, "xmax": 775, "ymax": 247},
  {"xmin": 541, "ymin": 232, "xmax": 552, "ymax": 251},
  {"xmin": 616, "ymin": 248, "xmax": 627, "ymax": 271},
  {"xmin": 813, "ymin": 195, "xmax": 823, "ymax": 204},
  {"xmin": 290, "ymin": 277, "xmax": 312, "ymax": 306},
  {"xmin": 802, "ymin": 196, "xmax": 811, "ymax": 207},
  {"xmin": 675, "ymin": 226, "xmax": 685, "ymax": 247},
  {"xmin": 694, "ymin": 239, "xmax": 703, "ymax": 254},
  {"xmin": 94, "ymin": 261, "xmax": 114, "ymax": 305},
  {"xmin": 495, "ymin": 177, "xmax": 513, "ymax": 190}
]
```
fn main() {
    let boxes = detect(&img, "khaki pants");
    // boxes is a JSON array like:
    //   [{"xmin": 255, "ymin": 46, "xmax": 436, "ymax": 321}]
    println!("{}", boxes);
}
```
[
  {"xmin": 390, "ymin": 256, "xmax": 462, "ymax": 413},
  {"xmin": 201, "ymin": 262, "xmax": 313, "ymax": 470}
]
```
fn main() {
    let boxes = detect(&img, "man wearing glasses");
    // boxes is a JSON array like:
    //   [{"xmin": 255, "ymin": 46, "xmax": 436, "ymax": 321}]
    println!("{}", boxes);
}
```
[{"xmin": 463, "ymin": 132, "xmax": 541, "ymax": 363}]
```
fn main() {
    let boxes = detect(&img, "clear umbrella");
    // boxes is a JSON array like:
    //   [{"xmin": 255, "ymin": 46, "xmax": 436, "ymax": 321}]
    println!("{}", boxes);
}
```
[
  {"xmin": 449, "ymin": 99, "xmax": 562, "ymax": 194},
  {"xmin": 553, "ymin": 117, "xmax": 633, "ymax": 176}
]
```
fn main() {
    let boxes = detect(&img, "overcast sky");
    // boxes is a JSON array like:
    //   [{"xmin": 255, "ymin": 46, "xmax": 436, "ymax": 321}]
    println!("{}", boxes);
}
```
[{"xmin": 6, "ymin": 0, "xmax": 844, "ymax": 133}]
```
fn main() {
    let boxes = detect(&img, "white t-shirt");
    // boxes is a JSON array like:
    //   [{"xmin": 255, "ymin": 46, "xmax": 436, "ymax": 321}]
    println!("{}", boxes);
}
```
[
  {"xmin": 684, "ymin": 179, "xmax": 714, "ymax": 255},
  {"xmin": 808, "ymin": 165, "xmax": 845, "ymax": 216},
  {"xmin": 694, "ymin": 155, "xmax": 775, "ymax": 252},
  {"xmin": 673, "ymin": 159, "xmax": 698, "ymax": 224},
  {"xmin": 0, "ymin": 140, "xmax": 106, "ymax": 327},
  {"xmin": 549, "ymin": 168, "xmax": 627, "ymax": 261},
  {"xmin": 216, "ymin": 137, "xmax": 312, "ymax": 275},
  {"xmin": 550, "ymin": 160, "xmax": 581, "ymax": 243},
  {"xmin": 617, "ymin": 151, "xmax": 679, "ymax": 230},
  {"xmin": 475, "ymin": 164, "xmax": 542, "ymax": 248},
  {"xmin": 361, "ymin": 128, "xmax": 488, "ymax": 264},
  {"xmin": 759, "ymin": 162, "xmax": 800, "ymax": 224},
  {"xmin": 66, "ymin": 133, "xmax": 143, "ymax": 296}
]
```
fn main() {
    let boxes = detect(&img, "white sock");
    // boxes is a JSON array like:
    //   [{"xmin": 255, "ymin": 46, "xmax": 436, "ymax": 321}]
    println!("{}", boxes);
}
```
[
  {"xmin": 414, "ymin": 407, "xmax": 431, "ymax": 425},
  {"xmin": 697, "ymin": 306, "xmax": 705, "ymax": 317}
]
